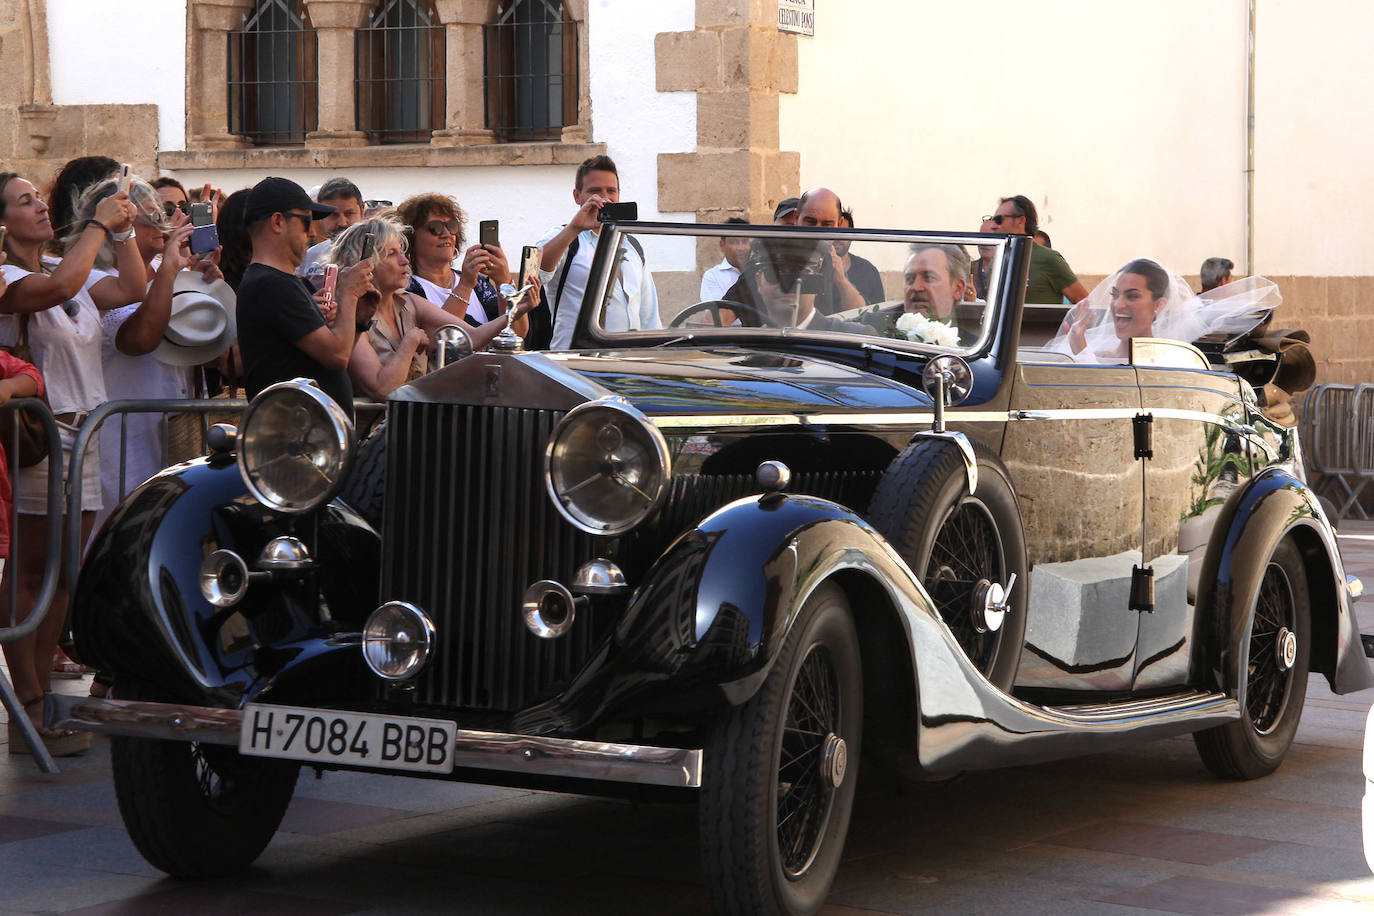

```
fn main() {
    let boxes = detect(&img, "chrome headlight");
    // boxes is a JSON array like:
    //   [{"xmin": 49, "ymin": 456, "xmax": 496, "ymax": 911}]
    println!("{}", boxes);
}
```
[
  {"xmin": 237, "ymin": 379, "xmax": 354, "ymax": 513},
  {"xmin": 363, "ymin": 602, "xmax": 435, "ymax": 681},
  {"xmin": 546, "ymin": 398, "xmax": 669, "ymax": 536}
]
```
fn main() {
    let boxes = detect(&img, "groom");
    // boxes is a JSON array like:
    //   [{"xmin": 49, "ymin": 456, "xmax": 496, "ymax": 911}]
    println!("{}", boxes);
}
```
[{"xmin": 903, "ymin": 243, "xmax": 969, "ymax": 322}]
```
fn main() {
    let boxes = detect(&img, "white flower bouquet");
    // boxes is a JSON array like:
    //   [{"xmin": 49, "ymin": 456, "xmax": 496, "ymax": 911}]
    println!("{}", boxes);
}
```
[{"xmin": 894, "ymin": 312, "xmax": 959, "ymax": 347}]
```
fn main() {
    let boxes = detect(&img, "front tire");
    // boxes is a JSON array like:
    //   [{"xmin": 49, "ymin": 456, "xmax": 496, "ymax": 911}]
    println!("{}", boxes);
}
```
[
  {"xmin": 111, "ymin": 685, "xmax": 299, "ymax": 877},
  {"xmin": 868, "ymin": 438, "xmax": 1028, "ymax": 690},
  {"xmin": 699, "ymin": 582, "xmax": 862, "ymax": 915},
  {"xmin": 1194, "ymin": 538, "xmax": 1311, "ymax": 779}
]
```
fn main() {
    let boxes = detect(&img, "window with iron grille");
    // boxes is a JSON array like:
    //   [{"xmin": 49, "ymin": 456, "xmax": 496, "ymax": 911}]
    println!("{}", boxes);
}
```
[
  {"xmin": 356, "ymin": 0, "xmax": 445, "ymax": 143},
  {"xmin": 484, "ymin": 0, "xmax": 578, "ymax": 141},
  {"xmin": 227, "ymin": 0, "xmax": 318, "ymax": 146}
]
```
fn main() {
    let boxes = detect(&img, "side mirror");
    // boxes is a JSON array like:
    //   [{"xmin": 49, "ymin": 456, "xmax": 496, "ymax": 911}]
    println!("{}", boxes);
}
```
[{"xmin": 921, "ymin": 354, "xmax": 973, "ymax": 434}]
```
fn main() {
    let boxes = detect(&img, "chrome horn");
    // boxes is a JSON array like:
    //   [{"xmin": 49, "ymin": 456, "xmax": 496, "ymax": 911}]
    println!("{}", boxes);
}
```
[{"xmin": 431, "ymin": 324, "xmax": 474, "ymax": 370}]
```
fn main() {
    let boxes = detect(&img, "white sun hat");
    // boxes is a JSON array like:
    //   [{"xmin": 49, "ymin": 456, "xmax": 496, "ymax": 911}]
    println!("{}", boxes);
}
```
[{"xmin": 152, "ymin": 272, "xmax": 238, "ymax": 366}]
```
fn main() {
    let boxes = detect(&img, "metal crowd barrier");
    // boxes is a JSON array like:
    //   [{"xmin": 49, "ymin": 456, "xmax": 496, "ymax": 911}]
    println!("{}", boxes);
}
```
[
  {"xmin": 1301, "ymin": 382, "xmax": 1370, "ymax": 521},
  {"xmin": 1, "ymin": 399, "xmax": 65, "ymax": 771},
  {"xmin": 1, "ymin": 395, "xmax": 385, "ymax": 771}
]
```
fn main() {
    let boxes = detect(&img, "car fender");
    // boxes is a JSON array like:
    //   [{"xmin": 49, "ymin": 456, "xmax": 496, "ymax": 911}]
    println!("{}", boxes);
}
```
[
  {"xmin": 1198, "ymin": 465, "xmax": 1374, "ymax": 697},
  {"xmin": 73, "ymin": 457, "xmax": 380, "ymax": 708},
  {"xmin": 514, "ymin": 492, "xmax": 954, "ymax": 734}
]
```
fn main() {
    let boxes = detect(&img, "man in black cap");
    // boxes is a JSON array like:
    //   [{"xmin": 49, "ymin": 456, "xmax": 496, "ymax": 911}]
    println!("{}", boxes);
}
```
[
  {"xmin": 236, "ymin": 176, "xmax": 373, "ymax": 417},
  {"xmin": 773, "ymin": 197, "xmax": 800, "ymax": 225}
]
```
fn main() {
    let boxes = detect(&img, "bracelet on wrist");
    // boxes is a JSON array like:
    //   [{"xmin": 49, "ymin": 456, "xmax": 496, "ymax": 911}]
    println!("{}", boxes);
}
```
[
  {"xmin": 82, "ymin": 220, "xmax": 111, "ymax": 238},
  {"xmin": 111, "ymin": 228, "xmax": 135, "ymax": 243}
]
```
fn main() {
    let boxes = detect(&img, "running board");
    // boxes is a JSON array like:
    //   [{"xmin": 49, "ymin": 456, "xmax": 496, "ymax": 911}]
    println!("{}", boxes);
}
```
[{"xmin": 1044, "ymin": 688, "xmax": 1235, "ymax": 724}]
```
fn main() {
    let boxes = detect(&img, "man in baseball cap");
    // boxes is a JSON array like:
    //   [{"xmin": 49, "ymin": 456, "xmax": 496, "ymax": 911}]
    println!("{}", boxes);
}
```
[
  {"xmin": 236, "ymin": 177, "xmax": 372, "ymax": 418},
  {"xmin": 773, "ymin": 197, "xmax": 800, "ymax": 225},
  {"xmin": 243, "ymin": 176, "xmax": 338, "ymax": 225}
]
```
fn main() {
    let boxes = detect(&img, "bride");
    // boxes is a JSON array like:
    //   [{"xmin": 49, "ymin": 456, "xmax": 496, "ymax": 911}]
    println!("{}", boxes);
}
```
[{"xmin": 1047, "ymin": 257, "xmax": 1279, "ymax": 363}]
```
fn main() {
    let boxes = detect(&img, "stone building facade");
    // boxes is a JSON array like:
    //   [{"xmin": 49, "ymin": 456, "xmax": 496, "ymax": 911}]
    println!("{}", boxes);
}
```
[{"xmin": 12, "ymin": 0, "xmax": 1374, "ymax": 389}]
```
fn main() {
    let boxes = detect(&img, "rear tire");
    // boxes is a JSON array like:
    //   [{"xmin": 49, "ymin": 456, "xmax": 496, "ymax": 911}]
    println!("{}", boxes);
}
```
[
  {"xmin": 110, "ymin": 683, "xmax": 298, "ymax": 877},
  {"xmin": 1193, "ymin": 538, "xmax": 1310, "ymax": 779},
  {"xmin": 699, "ymin": 582, "xmax": 862, "ymax": 915}
]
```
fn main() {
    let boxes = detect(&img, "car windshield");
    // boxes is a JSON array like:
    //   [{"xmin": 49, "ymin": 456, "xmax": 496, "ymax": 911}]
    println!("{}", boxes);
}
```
[{"xmin": 584, "ymin": 223, "xmax": 1006, "ymax": 355}]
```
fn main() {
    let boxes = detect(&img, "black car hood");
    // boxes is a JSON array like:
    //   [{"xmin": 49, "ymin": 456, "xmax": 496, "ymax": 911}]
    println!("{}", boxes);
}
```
[
  {"xmin": 548, "ymin": 348, "xmax": 930, "ymax": 416},
  {"xmin": 393, "ymin": 347, "xmax": 932, "ymax": 416}
]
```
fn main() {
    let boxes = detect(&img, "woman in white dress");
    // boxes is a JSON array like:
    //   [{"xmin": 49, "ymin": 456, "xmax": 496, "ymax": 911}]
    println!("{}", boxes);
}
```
[
  {"xmin": 1049, "ymin": 257, "xmax": 1279, "ymax": 364},
  {"xmin": 0, "ymin": 171, "xmax": 137, "ymax": 755}
]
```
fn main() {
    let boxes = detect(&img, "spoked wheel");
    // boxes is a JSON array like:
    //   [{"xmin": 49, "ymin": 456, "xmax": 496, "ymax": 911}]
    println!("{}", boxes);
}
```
[
  {"xmin": 1194, "ymin": 538, "xmax": 1310, "ymax": 779},
  {"xmin": 868, "ymin": 437, "xmax": 1028, "ymax": 689},
  {"xmin": 925, "ymin": 499, "xmax": 1006, "ymax": 673},
  {"xmin": 700, "ymin": 582, "xmax": 862, "ymax": 915},
  {"xmin": 111, "ymin": 682, "xmax": 299, "ymax": 877}
]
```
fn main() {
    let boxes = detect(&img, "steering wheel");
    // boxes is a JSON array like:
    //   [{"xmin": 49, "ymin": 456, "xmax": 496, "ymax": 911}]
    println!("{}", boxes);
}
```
[{"xmin": 670, "ymin": 300, "xmax": 778, "ymax": 328}]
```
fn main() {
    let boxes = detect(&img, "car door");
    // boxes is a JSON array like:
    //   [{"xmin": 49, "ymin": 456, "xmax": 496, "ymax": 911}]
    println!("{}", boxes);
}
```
[
  {"xmin": 1003, "ymin": 358, "xmax": 1146, "ymax": 694},
  {"xmin": 1131, "ymin": 343, "xmax": 1254, "ymax": 691}
]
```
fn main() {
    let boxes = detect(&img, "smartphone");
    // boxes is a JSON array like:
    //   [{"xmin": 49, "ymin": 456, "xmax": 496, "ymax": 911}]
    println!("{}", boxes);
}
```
[
  {"xmin": 360, "ymin": 232, "xmax": 376, "ymax": 260},
  {"xmin": 597, "ymin": 202, "xmax": 638, "ymax": 223},
  {"xmin": 479, "ymin": 219, "xmax": 499, "ymax": 249},
  {"xmin": 189, "ymin": 202, "xmax": 220, "ymax": 255},
  {"xmin": 320, "ymin": 264, "xmax": 339, "ymax": 309},
  {"xmin": 519, "ymin": 245, "xmax": 541, "ymax": 288},
  {"xmin": 117, "ymin": 164, "xmax": 130, "ymax": 194}
]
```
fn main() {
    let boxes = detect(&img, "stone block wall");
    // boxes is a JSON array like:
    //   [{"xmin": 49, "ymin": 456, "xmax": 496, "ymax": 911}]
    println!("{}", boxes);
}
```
[{"xmin": 0, "ymin": 0, "xmax": 157, "ymax": 195}]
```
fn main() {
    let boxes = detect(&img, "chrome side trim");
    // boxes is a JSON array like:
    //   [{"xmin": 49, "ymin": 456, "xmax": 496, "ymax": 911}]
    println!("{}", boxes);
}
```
[
  {"xmin": 648, "ymin": 406, "xmax": 1248, "ymax": 431},
  {"xmin": 46, "ymin": 695, "xmax": 703, "ymax": 789},
  {"xmin": 649, "ymin": 410, "xmax": 1009, "ymax": 430}
]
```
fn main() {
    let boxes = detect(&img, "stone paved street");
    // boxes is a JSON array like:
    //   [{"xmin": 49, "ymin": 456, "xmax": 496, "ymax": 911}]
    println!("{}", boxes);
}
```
[{"xmin": 5, "ymin": 523, "xmax": 1374, "ymax": 914}]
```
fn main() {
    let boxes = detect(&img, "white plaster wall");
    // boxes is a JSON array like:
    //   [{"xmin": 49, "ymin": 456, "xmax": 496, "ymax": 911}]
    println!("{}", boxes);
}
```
[
  {"xmin": 47, "ymin": 0, "xmax": 188, "ymax": 151},
  {"xmin": 585, "ymin": 0, "xmax": 697, "ymax": 268},
  {"xmin": 1253, "ymin": 0, "xmax": 1374, "ymax": 275},
  {"xmin": 780, "ymin": 1, "xmax": 1248, "ymax": 279}
]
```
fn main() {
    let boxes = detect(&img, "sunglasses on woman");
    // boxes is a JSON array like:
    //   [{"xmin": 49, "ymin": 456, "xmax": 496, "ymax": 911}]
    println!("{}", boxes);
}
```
[{"xmin": 423, "ymin": 219, "xmax": 461, "ymax": 237}]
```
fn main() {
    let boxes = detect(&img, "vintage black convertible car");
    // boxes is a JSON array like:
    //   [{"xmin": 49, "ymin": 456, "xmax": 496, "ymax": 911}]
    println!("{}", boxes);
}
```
[{"xmin": 56, "ymin": 222, "xmax": 1372, "ymax": 915}]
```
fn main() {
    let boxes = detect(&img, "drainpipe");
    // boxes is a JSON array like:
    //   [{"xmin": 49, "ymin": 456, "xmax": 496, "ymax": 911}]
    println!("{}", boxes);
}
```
[{"xmin": 1245, "ymin": 0, "xmax": 1255, "ymax": 275}]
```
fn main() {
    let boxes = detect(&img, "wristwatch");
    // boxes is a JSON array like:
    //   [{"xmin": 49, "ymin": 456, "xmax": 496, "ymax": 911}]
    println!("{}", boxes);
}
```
[{"xmin": 111, "ymin": 228, "xmax": 135, "ymax": 243}]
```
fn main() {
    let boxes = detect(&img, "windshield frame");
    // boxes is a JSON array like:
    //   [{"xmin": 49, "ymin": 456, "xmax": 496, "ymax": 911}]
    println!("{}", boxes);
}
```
[{"xmin": 572, "ymin": 222, "xmax": 1013, "ymax": 357}]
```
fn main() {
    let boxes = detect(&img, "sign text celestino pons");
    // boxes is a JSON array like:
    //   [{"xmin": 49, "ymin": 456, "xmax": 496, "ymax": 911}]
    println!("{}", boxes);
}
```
[{"xmin": 778, "ymin": 0, "xmax": 815, "ymax": 36}]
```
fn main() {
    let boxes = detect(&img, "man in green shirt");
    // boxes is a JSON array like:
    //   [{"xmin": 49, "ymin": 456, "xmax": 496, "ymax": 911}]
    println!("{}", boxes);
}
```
[{"xmin": 978, "ymin": 195, "xmax": 1088, "ymax": 304}]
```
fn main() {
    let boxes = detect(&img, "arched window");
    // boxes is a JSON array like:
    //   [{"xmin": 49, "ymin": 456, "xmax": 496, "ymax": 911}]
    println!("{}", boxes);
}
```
[
  {"xmin": 356, "ymin": 0, "xmax": 445, "ymax": 143},
  {"xmin": 484, "ymin": 0, "xmax": 578, "ymax": 141},
  {"xmin": 227, "ymin": 0, "xmax": 318, "ymax": 146}
]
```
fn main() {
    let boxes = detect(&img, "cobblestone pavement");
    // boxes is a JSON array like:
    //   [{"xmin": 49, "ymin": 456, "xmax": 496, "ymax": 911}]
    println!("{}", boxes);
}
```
[{"xmin": 4, "ymin": 525, "xmax": 1374, "ymax": 914}]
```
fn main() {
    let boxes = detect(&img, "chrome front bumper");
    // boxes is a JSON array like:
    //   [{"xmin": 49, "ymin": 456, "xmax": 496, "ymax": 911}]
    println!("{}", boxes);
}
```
[{"xmin": 47, "ymin": 694, "xmax": 702, "ymax": 788}]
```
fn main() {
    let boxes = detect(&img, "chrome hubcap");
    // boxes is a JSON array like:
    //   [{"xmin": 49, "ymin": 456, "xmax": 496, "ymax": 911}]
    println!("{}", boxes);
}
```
[
  {"xmin": 970, "ymin": 579, "xmax": 1007, "ymax": 634},
  {"xmin": 820, "ymin": 733, "xmax": 847, "ymax": 790},
  {"xmin": 1276, "ymin": 627, "xmax": 1297, "ymax": 671}
]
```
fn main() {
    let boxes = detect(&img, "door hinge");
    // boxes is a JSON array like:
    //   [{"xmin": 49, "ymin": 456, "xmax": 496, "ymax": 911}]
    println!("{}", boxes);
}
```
[
  {"xmin": 1130, "ymin": 564, "xmax": 1155, "ymax": 612},
  {"xmin": 1133, "ymin": 413, "xmax": 1153, "ymax": 460}
]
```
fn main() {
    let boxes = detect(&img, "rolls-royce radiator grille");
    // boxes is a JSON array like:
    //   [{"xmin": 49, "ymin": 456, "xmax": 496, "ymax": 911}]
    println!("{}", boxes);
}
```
[
  {"xmin": 382, "ymin": 400, "xmax": 886, "ymax": 714},
  {"xmin": 382, "ymin": 402, "xmax": 605, "ymax": 712}
]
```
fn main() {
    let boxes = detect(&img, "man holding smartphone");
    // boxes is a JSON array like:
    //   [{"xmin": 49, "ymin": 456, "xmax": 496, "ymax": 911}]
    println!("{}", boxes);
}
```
[
  {"xmin": 536, "ymin": 155, "xmax": 659, "ymax": 349},
  {"xmin": 236, "ymin": 177, "xmax": 373, "ymax": 419}
]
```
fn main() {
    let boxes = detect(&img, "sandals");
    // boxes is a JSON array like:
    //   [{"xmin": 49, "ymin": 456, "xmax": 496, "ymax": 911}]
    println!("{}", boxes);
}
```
[
  {"xmin": 52, "ymin": 648, "xmax": 87, "ymax": 679},
  {"xmin": 7, "ymin": 695, "xmax": 92, "ymax": 757}
]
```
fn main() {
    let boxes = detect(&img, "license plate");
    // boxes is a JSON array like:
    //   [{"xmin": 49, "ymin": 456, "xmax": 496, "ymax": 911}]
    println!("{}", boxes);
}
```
[{"xmin": 239, "ymin": 704, "xmax": 456, "ymax": 774}]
